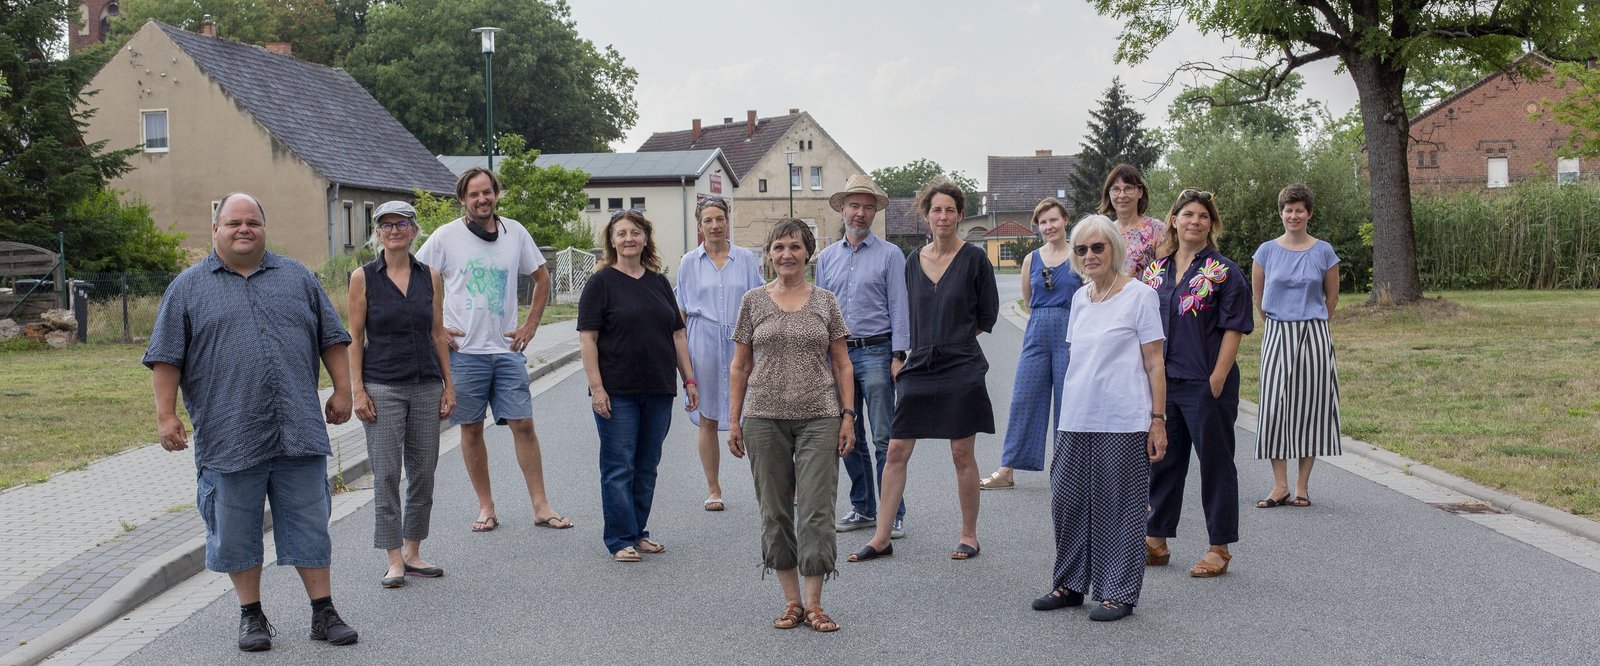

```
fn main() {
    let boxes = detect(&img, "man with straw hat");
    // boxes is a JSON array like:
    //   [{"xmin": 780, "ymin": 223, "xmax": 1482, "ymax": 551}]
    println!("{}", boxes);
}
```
[{"xmin": 816, "ymin": 174, "xmax": 911, "ymax": 539}]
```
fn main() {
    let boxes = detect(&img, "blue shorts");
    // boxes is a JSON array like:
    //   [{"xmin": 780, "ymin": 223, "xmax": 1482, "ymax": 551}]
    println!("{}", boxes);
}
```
[
  {"xmin": 197, "ymin": 455, "xmax": 332, "ymax": 573},
  {"xmin": 449, "ymin": 351, "xmax": 533, "ymax": 426}
]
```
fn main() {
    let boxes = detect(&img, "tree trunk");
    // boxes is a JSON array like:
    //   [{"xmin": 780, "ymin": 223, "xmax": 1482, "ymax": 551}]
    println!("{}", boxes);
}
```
[{"xmin": 1348, "ymin": 56, "xmax": 1425, "ymax": 304}]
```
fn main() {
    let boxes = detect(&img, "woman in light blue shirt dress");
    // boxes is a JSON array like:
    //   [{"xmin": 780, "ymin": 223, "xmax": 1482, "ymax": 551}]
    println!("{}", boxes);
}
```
[{"xmin": 678, "ymin": 197, "xmax": 765, "ymax": 511}]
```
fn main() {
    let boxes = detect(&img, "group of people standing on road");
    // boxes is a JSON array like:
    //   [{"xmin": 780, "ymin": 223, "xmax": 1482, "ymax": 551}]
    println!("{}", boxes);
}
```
[{"xmin": 145, "ymin": 157, "xmax": 1345, "ymax": 650}]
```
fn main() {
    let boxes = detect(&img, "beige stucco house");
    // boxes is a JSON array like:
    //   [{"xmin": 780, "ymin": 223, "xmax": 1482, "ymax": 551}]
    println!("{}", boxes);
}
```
[
  {"xmin": 638, "ymin": 110, "xmax": 879, "ymax": 250},
  {"xmin": 82, "ymin": 20, "xmax": 457, "ymax": 267}
]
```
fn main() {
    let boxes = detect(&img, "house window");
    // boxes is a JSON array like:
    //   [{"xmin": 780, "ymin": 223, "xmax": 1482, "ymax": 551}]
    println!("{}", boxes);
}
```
[
  {"xmin": 1429, "ymin": 151, "xmax": 1438, "ymax": 167},
  {"xmin": 141, "ymin": 110, "xmax": 169, "ymax": 152},
  {"xmin": 1486, "ymin": 156, "xmax": 1509, "ymax": 189},
  {"xmin": 363, "ymin": 203, "xmax": 375, "ymax": 245},
  {"xmin": 607, "ymin": 197, "xmax": 623, "ymax": 210},
  {"xmin": 1056, "ymin": 188, "xmax": 1066, "ymax": 198},
  {"xmin": 999, "ymin": 243, "xmax": 1016, "ymax": 261},
  {"xmin": 629, "ymin": 197, "xmax": 646, "ymax": 210},
  {"xmin": 810, "ymin": 167, "xmax": 822, "ymax": 190},
  {"xmin": 759, "ymin": 179, "xmax": 768, "ymax": 193},
  {"xmin": 343, "ymin": 201, "xmax": 355, "ymax": 249},
  {"xmin": 1557, "ymin": 157, "xmax": 1580, "ymax": 185},
  {"xmin": 791, "ymin": 166, "xmax": 801, "ymax": 191},
  {"xmin": 587, "ymin": 198, "xmax": 601, "ymax": 211}
]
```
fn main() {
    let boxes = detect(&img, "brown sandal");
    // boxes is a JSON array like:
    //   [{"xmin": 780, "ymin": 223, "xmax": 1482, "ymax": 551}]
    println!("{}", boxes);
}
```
[
  {"xmin": 803, "ymin": 607, "xmax": 839, "ymax": 633},
  {"xmin": 772, "ymin": 602, "xmax": 804, "ymax": 629},
  {"xmin": 636, "ymin": 538, "xmax": 666, "ymax": 554},
  {"xmin": 1188, "ymin": 547, "xmax": 1231, "ymax": 577},
  {"xmin": 1145, "ymin": 540, "xmax": 1170, "ymax": 566}
]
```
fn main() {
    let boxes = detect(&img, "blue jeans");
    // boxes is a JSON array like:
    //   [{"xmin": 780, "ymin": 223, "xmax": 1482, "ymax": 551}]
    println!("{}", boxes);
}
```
[
  {"xmin": 840, "ymin": 342, "xmax": 905, "ymax": 520},
  {"xmin": 196, "ymin": 455, "xmax": 332, "ymax": 573},
  {"xmin": 449, "ymin": 351, "xmax": 533, "ymax": 426},
  {"xmin": 595, "ymin": 393, "xmax": 673, "ymax": 553}
]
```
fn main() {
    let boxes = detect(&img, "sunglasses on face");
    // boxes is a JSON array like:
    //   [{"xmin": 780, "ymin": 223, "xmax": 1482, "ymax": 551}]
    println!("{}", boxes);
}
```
[
  {"xmin": 1073, "ymin": 242, "xmax": 1109, "ymax": 257},
  {"xmin": 377, "ymin": 220, "xmax": 415, "ymax": 233},
  {"xmin": 1109, "ymin": 185, "xmax": 1140, "ymax": 196},
  {"xmin": 610, "ymin": 208, "xmax": 644, "ymax": 221}
]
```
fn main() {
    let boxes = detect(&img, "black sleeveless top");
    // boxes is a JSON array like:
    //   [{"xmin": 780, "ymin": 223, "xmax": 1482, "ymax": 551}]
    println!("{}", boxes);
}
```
[{"xmin": 361, "ymin": 253, "xmax": 443, "ymax": 383}]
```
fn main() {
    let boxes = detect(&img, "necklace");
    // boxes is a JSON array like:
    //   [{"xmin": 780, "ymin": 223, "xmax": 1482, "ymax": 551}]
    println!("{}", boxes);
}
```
[{"xmin": 1088, "ymin": 275, "xmax": 1126, "ymax": 303}]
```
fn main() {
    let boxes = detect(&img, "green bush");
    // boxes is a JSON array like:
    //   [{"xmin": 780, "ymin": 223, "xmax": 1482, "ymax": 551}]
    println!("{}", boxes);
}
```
[{"xmin": 1411, "ymin": 181, "xmax": 1600, "ymax": 289}]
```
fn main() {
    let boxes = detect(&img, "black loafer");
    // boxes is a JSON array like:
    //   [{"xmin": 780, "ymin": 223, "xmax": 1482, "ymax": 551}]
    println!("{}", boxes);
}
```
[
  {"xmin": 380, "ymin": 574, "xmax": 405, "ymax": 588},
  {"xmin": 1088, "ymin": 600, "xmax": 1134, "ymax": 622},
  {"xmin": 238, "ymin": 612, "xmax": 274, "ymax": 652},
  {"xmin": 310, "ymin": 606, "xmax": 359, "ymax": 645},
  {"xmin": 847, "ymin": 543, "xmax": 892, "ymax": 562},
  {"xmin": 404, "ymin": 563, "xmax": 444, "ymax": 577},
  {"xmin": 1031, "ymin": 588, "xmax": 1084, "ymax": 611}
]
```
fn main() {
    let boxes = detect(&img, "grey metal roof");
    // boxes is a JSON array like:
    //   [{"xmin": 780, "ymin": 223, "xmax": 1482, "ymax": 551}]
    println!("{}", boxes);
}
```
[
  {"xmin": 156, "ymin": 21, "xmax": 458, "ymax": 196},
  {"xmin": 438, "ymin": 150, "xmax": 737, "ymax": 186}
]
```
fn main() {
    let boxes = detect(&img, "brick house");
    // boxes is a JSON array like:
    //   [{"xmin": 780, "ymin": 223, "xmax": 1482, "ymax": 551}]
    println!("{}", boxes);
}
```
[
  {"xmin": 1409, "ymin": 54, "xmax": 1599, "ymax": 191},
  {"xmin": 638, "ymin": 110, "xmax": 876, "ymax": 249},
  {"xmin": 965, "ymin": 150, "xmax": 1082, "ymax": 242}
]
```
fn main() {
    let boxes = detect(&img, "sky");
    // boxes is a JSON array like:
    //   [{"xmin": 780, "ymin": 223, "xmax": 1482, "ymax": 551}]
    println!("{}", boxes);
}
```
[{"xmin": 565, "ymin": 0, "xmax": 1363, "ymax": 190}]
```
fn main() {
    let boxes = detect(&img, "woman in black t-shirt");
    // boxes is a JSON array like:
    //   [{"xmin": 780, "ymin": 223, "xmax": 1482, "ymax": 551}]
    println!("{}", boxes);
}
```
[{"xmin": 578, "ymin": 209, "xmax": 700, "ymax": 562}]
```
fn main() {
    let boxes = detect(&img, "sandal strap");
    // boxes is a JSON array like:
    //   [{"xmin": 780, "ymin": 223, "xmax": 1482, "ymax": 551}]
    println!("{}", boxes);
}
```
[{"xmin": 804, "ymin": 607, "xmax": 837, "ymax": 629}]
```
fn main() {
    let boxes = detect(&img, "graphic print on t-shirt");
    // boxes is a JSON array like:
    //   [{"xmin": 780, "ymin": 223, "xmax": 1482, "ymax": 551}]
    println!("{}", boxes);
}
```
[{"xmin": 460, "ymin": 254, "xmax": 509, "ymax": 316}]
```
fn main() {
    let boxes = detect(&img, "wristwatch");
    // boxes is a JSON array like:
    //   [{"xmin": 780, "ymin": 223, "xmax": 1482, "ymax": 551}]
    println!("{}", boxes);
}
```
[
  {"xmin": 840, "ymin": 408, "xmax": 857, "ymax": 419},
  {"xmin": 1150, "ymin": 413, "xmax": 1167, "ymax": 420}
]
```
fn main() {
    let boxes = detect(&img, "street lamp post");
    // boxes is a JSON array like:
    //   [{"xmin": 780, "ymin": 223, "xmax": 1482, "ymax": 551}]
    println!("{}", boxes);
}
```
[
  {"xmin": 784, "ymin": 149, "xmax": 797, "ymax": 218},
  {"xmin": 471, "ymin": 27, "xmax": 501, "ymax": 171}
]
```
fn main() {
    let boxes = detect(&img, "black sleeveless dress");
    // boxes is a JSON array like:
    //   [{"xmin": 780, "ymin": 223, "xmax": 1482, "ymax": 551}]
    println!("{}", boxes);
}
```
[{"xmin": 890, "ymin": 243, "xmax": 999, "ymax": 439}]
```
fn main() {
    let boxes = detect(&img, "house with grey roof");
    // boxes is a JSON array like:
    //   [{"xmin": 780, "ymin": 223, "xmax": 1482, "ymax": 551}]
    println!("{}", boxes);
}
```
[
  {"xmin": 82, "ymin": 19, "xmax": 458, "ymax": 265},
  {"xmin": 638, "ymin": 109, "xmax": 875, "ymax": 250},
  {"xmin": 963, "ymin": 150, "xmax": 1082, "ymax": 245}
]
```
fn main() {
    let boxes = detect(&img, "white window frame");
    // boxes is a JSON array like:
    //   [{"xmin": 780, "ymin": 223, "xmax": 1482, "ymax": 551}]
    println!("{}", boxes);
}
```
[
  {"xmin": 791, "ymin": 166, "xmax": 801, "ymax": 191},
  {"xmin": 1486, "ymin": 156, "xmax": 1509, "ymax": 189},
  {"xmin": 586, "ymin": 198, "xmax": 601, "ymax": 211},
  {"xmin": 141, "ymin": 109, "xmax": 169, "ymax": 153},
  {"xmin": 1557, "ymin": 157, "xmax": 1580, "ymax": 185},
  {"xmin": 999, "ymin": 243, "xmax": 1016, "ymax": 261},
  {"xmin": 363, "ymin": 202, "xmax": 375, "ymax": 244},
  {"xmin": 343, "ymin": 201, "xmax": 355, "ymax": 249},
  {"xmin": 810, "ymin": 166, "xmax": 823, "ymax": 190}
]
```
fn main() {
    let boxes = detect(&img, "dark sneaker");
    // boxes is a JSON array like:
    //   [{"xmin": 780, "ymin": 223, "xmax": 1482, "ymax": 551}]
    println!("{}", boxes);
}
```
[
  {"xmin": 1088, "ymin": 600, "xmax": 1134, "ymax": 621},
  {"xmin": 238, "ymin": 612, "xmax": 274, "ymax": 652},
  {"xmin": 889, "ymin": 518, "xmax": 906, "ymax": 539},
  {"xmin": 834, "ymin": 510, "xmax": 876, "ymax": 532},
  {"xmin": 310, "ymin": 605, "xmax": 359, "ymax": 645}
]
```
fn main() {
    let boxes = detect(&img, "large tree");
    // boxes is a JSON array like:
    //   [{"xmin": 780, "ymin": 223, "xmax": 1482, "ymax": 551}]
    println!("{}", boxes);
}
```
[
  {"xmin": 1067, "ymin": 77, "xmax": 1162, "ymax": 216},
  {"xmin": 344, "ymin": 0, "xmax": 637, "ymax": 156},
  {"xmin": 870, "ymin": 158, "xmax": 980, "ymax": 214},
  {"xmin": 1549, "ymin": 62, "xmax": 1600, "ymax": 159},
  {"xmin": 1090, "ymin": 0, "xmax": 1599, "ymax": 304}
]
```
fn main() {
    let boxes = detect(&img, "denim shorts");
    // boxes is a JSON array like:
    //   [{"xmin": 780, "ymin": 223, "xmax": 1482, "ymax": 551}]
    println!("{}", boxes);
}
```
[
  {"xmin": 449, "ymin": 351, "xmax": 534, "ymax": 425},
  {"xmin": 196, "ymin": 455, "xmax": 332, "ymax": 573}
]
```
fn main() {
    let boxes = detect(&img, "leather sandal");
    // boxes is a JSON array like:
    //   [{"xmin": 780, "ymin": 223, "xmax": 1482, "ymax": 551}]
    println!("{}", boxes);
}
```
[
  {"xmin": 772, "ymin": 602, "xmax": 804, "ymax": 629},
  {"xmin": 636, "ymin": 538, "xmax": 666, "ymax": 554},
  {"xmin": 978, "ymin": 471, "xmax": 1015, "ymax": 490},
  {"xmin": 612, "ymin": 547, "xmax": 642, "ymax": 563},
  {"xmin": 1188, "ymin": 547, "xmax": 1231, "ymax": 577},
  {"xmin": 1145, "ymin": 540, "xmax": 1170, "ymax": 566},
  {"xmin": 803, "ymin": 607, "xmax": 839, "ymax": 633}
]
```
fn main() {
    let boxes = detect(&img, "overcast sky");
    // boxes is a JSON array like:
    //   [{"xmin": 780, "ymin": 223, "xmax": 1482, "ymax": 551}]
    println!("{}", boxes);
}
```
[{"xmin": 566, "ymin": 0, "xmax": 1362, "ymax": 189}]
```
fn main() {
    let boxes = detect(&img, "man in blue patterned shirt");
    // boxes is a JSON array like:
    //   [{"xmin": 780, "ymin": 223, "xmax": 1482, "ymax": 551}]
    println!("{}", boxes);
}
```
[{"xmin": 145, "ymin": 193, "xmax": 359, "ymax": 652}]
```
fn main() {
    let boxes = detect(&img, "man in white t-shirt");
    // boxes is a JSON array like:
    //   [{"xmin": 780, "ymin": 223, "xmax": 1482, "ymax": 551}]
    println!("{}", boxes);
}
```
[{"xmin": 416, "ymin": 167, "xmax": 571, "ymax": 533}]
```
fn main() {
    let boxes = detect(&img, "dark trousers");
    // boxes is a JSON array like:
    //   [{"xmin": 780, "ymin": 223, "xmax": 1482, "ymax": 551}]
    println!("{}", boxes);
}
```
[{"xmin": 1147, "ymin": 369, "xmax": 1240, "ymax": 546}]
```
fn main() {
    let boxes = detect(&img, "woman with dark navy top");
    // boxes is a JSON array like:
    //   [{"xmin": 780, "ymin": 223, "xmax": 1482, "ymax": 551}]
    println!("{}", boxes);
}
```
[{"xmin": 1139, "ymin": 189, "xmax": 1254, "ymax": 578}]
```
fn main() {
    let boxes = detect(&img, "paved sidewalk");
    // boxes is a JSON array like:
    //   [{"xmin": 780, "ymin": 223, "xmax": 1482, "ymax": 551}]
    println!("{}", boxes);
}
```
[{"xmin": 0, "ymin": 318, "xmax": 579, "ymax": 664}]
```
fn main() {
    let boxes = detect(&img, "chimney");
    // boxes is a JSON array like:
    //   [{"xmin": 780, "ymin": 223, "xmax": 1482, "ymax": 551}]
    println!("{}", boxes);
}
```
[
  {"xmin": 691, "ymin": 118, "xmax": 702, "ymax": 140},
  {"xmin": 265, "ymin": 42, "xmax": 292, "ymax": 56},
  {"xmin": 789, "ymin": 108, "xmax": 800, "ymax": 115},
  {"xmin": 747, "ymin": 110, "xmax": 757, "ymax": 136},
  {"xmin": 1035, "ymin": 149, "xmax": 1053, "ymax": 157},
  {"xmin": 200, "ymin": 14, "xmax": 216, "ymax": 37},
  {"xmin": 723, "ymin": 116, "xmax": 734, "ymax": 124}
]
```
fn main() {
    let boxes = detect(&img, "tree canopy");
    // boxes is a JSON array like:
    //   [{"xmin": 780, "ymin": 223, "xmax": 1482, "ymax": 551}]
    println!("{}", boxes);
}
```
[
  {"xmin": 1067, "ymin": 77, "xmax": 1162, "ymax": 216},
  {"xmin": 870, "ymin": 159, "xmax": 980, "ymax": 215},
  {"xmin": 1549, "ymin": 62, "xmax": 1600, "ymax": 160},
  {"xmin": 344, "ymin": 0, "xmax": 637, "ymax": 156},
  {"xmin": 414, "ymin": 134, "xmax": 592, "ymax": 249},
  {"xmin": 1090, "ymin": 0, "xmax": 1600, "ymax": 304},
  {"xmin": 87, "ymin": 0, "xmax": 369, "ymax": 68}
]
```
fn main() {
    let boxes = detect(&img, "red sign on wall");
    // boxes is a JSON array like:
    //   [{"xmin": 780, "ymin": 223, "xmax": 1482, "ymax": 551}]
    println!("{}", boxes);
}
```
[{"xmin": 710, "ymin": 172, "xmax": 723, "ymax": 194}]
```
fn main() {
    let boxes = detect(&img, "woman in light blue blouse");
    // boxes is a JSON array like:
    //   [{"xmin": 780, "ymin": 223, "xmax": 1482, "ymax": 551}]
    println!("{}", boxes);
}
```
[
  {"xmin": 1251, "ymin": 183, "xmax": 1342, "ymax": 509},
  {"xmin": 678, "ymin": 196, "xmax": 765, "ymax": 511}
]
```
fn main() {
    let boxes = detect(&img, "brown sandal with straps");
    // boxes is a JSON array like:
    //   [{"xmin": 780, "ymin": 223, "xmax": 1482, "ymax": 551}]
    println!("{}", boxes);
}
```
[
  {"xmin": 803, "ymin": 607, "xmax": 839, "ymax": 633},
  {"xmin": 1188, "ymin": 547, "xmax": 1232, "ymax": 577},
  {"xmin": 772, "ymin": 603, "xmax": 804, "ymax": 629}
]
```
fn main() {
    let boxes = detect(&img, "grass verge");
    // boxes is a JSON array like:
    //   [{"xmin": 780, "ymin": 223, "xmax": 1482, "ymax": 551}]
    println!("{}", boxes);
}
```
[{"xmin": 1235, "ymin": 290, "xmax": 1600, "ymax": 517}]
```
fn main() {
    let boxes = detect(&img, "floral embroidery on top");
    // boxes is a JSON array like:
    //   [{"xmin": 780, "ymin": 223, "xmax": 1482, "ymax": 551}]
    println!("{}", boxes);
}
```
[
  {"xmin": 1179, "ymin": 258, "xmax": 1229, "ymax": 316},
  {"xmin": 1140, "ymin": 257, "xmax": 1168, "ymax": 289}
]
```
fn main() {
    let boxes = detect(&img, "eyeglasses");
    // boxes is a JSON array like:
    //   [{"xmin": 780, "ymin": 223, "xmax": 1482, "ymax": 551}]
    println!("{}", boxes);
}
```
[
  {"xmin": 610, "ymin": 208, "xmax": 644, "ymax": 221},
  {"xmin": 1179, "ymin": 188, "xmax": 1214, "ymax": 202},
  {"xmin": 1109, "ymin": 186, "xmax": 1141, "ymax": 196},
  {"xmin": 377, "ymin": 220, "xmax": 415, "ymax": 233},
  {"xmin": 1073, "ymin": 242, "xmax": 1108, "ymax": 257}
]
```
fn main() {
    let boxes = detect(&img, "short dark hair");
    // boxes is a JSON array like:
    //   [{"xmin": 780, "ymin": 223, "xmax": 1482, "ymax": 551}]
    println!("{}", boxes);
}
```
[
  {"xmin": 1097, "ymin": 164, "xmax": 1149, "ymax": 216},
  {"xmin": 456, "ymin": 167, "xmax": 502, "ymax": 201},
  {"xmin": 915, "ymin": 178, "xmax": 966, "ymax": 216},
  {"xmin": 1277, "ymin": 183, "xmax": 1315, "ymax": 214},
  {"xmin": 599, "ymin": 210, "xmax": 662, "ymax": 273},
  {"xmin": 765, "ymin": 218, "xmax": 816, "ymax": 261}
]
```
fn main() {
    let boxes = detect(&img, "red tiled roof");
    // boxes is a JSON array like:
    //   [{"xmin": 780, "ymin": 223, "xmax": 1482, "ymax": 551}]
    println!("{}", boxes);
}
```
[
  {"xmin": 638, "ymin": 112, "xmax": 806, "ymax": 180},
  {"xmin": 983, "ymin": 221, "xmax": 1037, "ymax": 239}
]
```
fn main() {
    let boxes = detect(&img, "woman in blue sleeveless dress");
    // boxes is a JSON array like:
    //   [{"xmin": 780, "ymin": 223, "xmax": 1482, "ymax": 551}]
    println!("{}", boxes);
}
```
[{"xmin": 981, "ymin": 197, "xmax": 1083, "ymax": 489}]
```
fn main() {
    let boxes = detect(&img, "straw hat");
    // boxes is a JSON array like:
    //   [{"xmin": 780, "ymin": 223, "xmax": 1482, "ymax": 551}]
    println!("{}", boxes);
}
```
[{"xmin": 828, "ymin": 174, "xmax": 890, "ymax": 212}]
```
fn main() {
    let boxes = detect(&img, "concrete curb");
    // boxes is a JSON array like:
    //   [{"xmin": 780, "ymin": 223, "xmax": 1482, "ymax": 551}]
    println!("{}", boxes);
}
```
[{"xmin": 8, "ymin": 346, "xmax": 583, "ymax": 666}]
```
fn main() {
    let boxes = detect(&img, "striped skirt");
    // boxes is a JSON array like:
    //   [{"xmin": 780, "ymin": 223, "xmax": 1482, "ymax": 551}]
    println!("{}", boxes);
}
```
[{"xmin": 1255, "ymin": 318, "xmax": 1342, "ymax": 459}]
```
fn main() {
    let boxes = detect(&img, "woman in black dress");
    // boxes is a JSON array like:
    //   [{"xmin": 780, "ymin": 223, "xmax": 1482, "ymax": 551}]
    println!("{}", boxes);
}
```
[{"xmin": 850, "ymin": 178, "xmax": 998, "ymax": 563}]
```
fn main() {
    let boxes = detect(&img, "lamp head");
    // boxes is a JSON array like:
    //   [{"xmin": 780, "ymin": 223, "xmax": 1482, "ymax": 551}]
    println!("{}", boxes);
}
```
[{"xmin": 471, "ymin": 26, "xmax": 501, "ymax": 53}]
